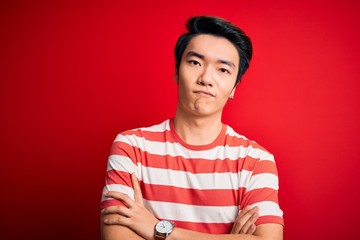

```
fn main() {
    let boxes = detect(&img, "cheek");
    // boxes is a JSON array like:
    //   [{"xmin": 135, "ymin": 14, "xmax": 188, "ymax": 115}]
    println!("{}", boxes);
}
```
[
  {"xmin": 217, "ymin": 83, "xmax": 235, "ymax": 98},
  {"xmin": 178, "ymin": 79, "xmax": 191, "ymax": 99},
  {"xmin": 178, "ymin": 72, "xmax": 193, "ymax": 92}
]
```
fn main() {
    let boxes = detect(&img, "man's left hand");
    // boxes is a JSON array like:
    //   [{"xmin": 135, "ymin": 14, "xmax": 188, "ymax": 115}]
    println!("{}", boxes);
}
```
[{"xmin": 101, "ymin": 173, "xmax": 158, "ymax": 239}]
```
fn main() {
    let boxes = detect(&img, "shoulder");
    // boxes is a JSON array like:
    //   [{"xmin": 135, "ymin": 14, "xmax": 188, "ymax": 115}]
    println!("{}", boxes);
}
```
[
  {"xmin": 225, "ymin": 125, "xmax": 275, "ymax": 162},
  {"xmin": 225, "ymin": 125, "xmax": 272, "ymax": 152},
  {"xmin": 109, "ymin": 120, "xmax": 170, "ymax": 155},
  {"xmin": 115, "ymin": 120, "xmax": 169, "ymax": 139}
]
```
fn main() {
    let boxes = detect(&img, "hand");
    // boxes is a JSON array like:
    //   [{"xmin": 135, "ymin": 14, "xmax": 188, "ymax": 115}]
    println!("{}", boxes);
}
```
[
  {"xmin": 230, "ymin": 205, "xmax": 259, "ymax": 235},
  {"xmin": 101, "ymin": 173, "xmax": 159, "ymax": 239}
]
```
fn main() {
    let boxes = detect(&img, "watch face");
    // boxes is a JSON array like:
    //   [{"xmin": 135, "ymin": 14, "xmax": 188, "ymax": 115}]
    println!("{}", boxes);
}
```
[{"xmin": 155, "ymin": 220, "xmax": 174, "ymax": 234}]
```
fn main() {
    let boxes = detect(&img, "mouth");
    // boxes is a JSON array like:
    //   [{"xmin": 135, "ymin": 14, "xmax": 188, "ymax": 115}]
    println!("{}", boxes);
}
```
[{"xmin": 193, "ymin": 90, "xmax": 215, "ymax": 97}]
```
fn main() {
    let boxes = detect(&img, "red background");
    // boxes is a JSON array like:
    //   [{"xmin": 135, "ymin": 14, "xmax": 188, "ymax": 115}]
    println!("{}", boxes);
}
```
[{"xmin": 1, "ymin": 0, "xmax": 360, "ymax": 239}]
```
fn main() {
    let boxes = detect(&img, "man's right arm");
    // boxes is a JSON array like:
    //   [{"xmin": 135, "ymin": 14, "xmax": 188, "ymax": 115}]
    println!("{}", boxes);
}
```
[
  {"xmin": 101, "ymin": 214, "xmax": 144, "ymax": 240},
  {"xmin": 101, "ymin": 134, "xmax": 142, "ymax": 240},
  {"xmin": 101, "ymin": 218, "xmax": 281, "ymax": 240},
  {"xmin": 101, "ymin": 198, "xmax": 258, "ymax": 240}
]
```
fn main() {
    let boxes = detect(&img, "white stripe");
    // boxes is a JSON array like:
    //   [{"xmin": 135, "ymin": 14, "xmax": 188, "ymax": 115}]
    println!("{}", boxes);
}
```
[
  {"xmin": 226, "ymin": 126, "xmax": 249, "ymax": 140},
  {"xmin": 114, "ymin": 120, "xmax": 169, "ymax": 138},
  {"xmin": 142, "ymin": 167, "xmax": 248, "ymax": 189},
  {"xmin": 250, "ymin": 201, "xmax": 283, "ymax": 218},
  {"xmin": 107, "ymin": 155, "xmax": 137, "ymax": 173},
  {"xmin": 102, "ymin": 184, "xmax": 135, "ymax": 201},
  {"xmin": 239, "ymin": 170, "xmax": 253, "ymax": 189},
  {"xmin": 107, "ymin": 155, "xmax": 143, "ymax": 181},
  {"xmin": 144, "ymin": 199, "xmax": 238, "ymax": 223},
  {"xmin": 114, "ymin": 134, "xmax": 132, "ymax": 145},
  {"xmin": 114, "ymin": 134, "xmax": 274, "ymax": 162},
  {"xmin": 138, "ymin": 120, "xmax": 170, "ymax": 132},
  {"xmin": 108, "ymin": 155, "xmax": 247, "ymax": 189},
  {"xmin": 226, "ymin": 126, "xmax": 276, "ymax": 162},
  {"xmin": 108, "ymin": 159, "xmax": 278, "ymax": 191},
  {"xmin": 248, "ymin": 173, "xmax": 279, "ymax": 191}
]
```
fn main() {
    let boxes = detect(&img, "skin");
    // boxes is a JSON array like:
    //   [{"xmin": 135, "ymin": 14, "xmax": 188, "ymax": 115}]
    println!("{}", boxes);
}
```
[
  {"xmin": 173, "ymin": 34, "xmax": 238, "ymax": 145},
  {"xmin": 102, "ymin": 174, "xmax": 281, "ymax": 240},
  {"xmin": 101, "ymin": 34, "xmax": 283, "ymax": 239}
]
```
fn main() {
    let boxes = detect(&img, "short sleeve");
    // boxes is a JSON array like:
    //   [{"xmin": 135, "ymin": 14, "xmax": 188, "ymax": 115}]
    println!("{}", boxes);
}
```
[
  {"xmin": 100, "ymin": 133, "xmax": 139, "ymax": 209},
  {"xmin": 240, "ymin": 152, "xmax": 284, "ymax": 226}
]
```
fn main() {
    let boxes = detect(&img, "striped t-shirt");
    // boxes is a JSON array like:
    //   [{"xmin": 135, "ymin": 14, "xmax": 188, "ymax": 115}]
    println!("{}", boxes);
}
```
[{"xmin": 101, "ymin": 119, "xmax": 284, "ymax": 234}]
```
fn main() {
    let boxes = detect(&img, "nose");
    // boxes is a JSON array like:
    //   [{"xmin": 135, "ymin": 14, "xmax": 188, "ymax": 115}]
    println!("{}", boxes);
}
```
[{"xmin": 197, "ymin": 66, "xmax": 214, "ymax": 87}]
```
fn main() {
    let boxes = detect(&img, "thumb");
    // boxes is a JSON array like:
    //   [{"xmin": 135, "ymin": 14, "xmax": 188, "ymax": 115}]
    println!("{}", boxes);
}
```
[{"xmin": 131, "ymin": 172, "xmax": 143, "ymax": 204}]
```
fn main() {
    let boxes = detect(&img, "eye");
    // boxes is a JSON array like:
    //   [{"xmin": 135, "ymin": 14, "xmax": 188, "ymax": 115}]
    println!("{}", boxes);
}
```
[
  {"xmin": 220, "ymin": 68, "xmax": 230, "ymax": 74},
  {"xmin": 189, "ymin": 60, "xmax": 201, "ymax": 66}
]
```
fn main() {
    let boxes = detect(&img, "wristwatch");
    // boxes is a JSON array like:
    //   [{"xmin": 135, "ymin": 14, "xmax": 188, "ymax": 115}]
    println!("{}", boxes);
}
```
[{"xmin": 154, "ymin": 220, "xmax": 175, "ymax": 240}]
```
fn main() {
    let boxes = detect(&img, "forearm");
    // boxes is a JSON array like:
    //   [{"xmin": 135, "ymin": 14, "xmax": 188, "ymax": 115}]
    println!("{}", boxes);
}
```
[
  {"xmin": 101, "ymin": 214, "xmax": 145, "ymax": 240},
  {"xmin": 169, "ymin": 229, "xmax": 257, "ymax": 240},
  {"xmin": 168, "ymin": 224, "xmax": 283, "ymax": 240},
  {"xmin": 101, "ymin": 179, "xmax": 283, "ymax": 240}
]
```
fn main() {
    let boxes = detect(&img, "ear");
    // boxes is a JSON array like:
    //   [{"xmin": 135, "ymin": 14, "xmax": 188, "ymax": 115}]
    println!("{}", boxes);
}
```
[
  {"xmin": 229, "ymin": 87, "xmax": 236, "ymax": 99},
  {"xmin": 174, "ymin": 71, "xmax": 179, "ymax": 83}
]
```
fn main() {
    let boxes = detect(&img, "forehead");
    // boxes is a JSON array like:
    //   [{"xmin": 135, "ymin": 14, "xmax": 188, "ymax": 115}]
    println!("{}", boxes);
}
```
[{"xmin": 184, "ymin": 34, "xmax": 239, "ymax": 65}]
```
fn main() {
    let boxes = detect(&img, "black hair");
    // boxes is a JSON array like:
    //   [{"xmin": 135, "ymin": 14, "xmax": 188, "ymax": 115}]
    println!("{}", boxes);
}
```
[{"xmin": 174, "ymin": 16, "xmax": 253, "ymax": 86}]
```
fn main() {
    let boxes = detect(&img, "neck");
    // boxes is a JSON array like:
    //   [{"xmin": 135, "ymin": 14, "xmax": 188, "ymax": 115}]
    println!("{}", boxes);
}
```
[{"xmin": 173, "ymin": 110, "xmax": 223, "ymax": 146}]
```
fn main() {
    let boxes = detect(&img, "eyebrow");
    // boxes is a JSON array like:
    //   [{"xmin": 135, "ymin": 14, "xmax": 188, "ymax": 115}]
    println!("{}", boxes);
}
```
[
  {"xmin": 186, "ymin": 51, "xmax": 205, "ymax": 60},
  {"xmin": 186, "ymin": 51, "xmax": 236, "ymax": 69}
]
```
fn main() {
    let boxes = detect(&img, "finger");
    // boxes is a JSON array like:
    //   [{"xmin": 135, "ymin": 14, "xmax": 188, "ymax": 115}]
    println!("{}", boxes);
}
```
[
  {"xmin": 230, "ymin": 206, "xmax": 251, "ymax": 234},
  {"xmin": 103, "ymin": 214, "xmax": 131, "ymax": 226},
  {"xmin": 246, "ymin": 224, "xmax": 256, "ymax": 235},
  {"xmin": 131, "ymin": 173, "xmax": 143, "ymax": 203},
  {"xmin": 240, "ymin": 210, "xmax": 259, "ymax": 234},
  {"xmin": 238, "ymin": 205, "xmax": 250, "ymax": 218},
  {"xmin": 231, "ymin": 206, "xmax": 259, "ymax": 234},
  {"xmin": 105, "ymin": 191, "xmax": 135, "ymax": 208},
  {"xmin": 101, "ymin": 205, "xmax": 132, "ymax": 217}
]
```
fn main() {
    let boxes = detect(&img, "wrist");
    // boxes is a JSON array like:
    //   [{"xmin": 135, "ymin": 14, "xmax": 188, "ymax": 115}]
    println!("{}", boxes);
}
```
[{"xmin": 154, "ymin": 220, "xmax": 175, "ymax": 240}]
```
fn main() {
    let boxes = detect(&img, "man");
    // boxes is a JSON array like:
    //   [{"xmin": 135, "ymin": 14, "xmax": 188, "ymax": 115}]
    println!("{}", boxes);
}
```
[{"xmin": 101, "ymin": 16, "xmax": 284, "ymax": 239}]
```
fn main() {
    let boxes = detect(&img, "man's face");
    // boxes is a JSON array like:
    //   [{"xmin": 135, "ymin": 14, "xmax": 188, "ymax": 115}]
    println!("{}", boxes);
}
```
[{"xmin": 175, "ymin": 34, "xmax": 239, "ymax": 118}]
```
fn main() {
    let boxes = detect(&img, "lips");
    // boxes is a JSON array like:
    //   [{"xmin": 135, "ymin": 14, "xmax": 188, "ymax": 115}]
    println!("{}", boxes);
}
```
[{"xmin": 193, "ymin": 90, "xmax": 215, "ymax": 97}]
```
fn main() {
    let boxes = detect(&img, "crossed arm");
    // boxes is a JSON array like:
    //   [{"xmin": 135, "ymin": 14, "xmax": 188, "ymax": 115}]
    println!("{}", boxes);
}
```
[{"xmin": 101, "ymin": 173, "xmax": 283, "ymax": 240}]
